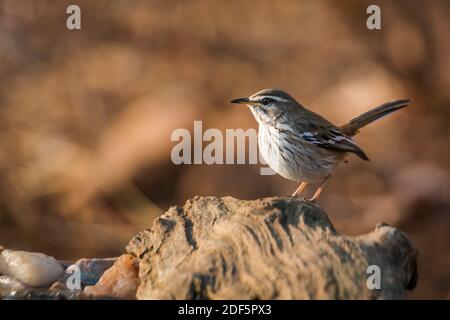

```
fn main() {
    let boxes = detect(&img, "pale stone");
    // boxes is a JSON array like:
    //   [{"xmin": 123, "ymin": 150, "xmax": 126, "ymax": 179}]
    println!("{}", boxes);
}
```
[{"xmin": 0, "ymin": 250, "xmax": 64, "ymax": 287}]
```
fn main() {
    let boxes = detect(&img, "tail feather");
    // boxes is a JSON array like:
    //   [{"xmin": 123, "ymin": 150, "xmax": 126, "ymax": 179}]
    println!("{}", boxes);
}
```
[{"xmin": 341, "ymin": 99, "xmax": 411, "ymax": 136}]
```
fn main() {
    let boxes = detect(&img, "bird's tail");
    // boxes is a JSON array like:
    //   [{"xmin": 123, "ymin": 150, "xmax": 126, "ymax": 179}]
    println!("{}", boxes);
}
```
[{"xmin": 340, "ymin": 99, "xmax": 411, "ymax": 136}]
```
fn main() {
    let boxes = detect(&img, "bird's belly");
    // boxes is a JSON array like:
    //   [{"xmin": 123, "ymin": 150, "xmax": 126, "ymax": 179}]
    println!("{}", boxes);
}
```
[{"xmin": 258, "ymin": 126, "xmax": 338, "ymax": 182}]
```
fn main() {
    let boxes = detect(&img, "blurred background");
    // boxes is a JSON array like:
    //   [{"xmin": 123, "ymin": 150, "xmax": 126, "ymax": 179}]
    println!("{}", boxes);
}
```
[{"xmin": 0, "ymin": 0, "xmax": 449, "ymax": 299}]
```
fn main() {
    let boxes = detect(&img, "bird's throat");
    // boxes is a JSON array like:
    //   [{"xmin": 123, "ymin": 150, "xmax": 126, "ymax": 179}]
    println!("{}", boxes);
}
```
[{"xmin": 249, "ymin": 106, "xmax": 275, "ymax": 127}]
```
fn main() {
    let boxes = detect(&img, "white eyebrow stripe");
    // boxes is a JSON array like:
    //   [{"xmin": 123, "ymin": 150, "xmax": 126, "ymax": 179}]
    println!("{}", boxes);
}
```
[{"xmin": 250, "ymin": 95, "xmax": 288, "ymax": 102}]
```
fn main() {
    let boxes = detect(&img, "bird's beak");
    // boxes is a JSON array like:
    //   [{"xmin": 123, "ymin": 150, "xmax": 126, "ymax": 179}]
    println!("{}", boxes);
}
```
[{"xmin": 230, "ymin": 97, "xmax": 251, "ymax": 104}]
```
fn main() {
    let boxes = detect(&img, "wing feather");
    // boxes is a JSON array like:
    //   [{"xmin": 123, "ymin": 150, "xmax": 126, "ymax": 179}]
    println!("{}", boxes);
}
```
[{"xmin": 300, "ymin": 128, "xmax": 369, "ymax": 161}]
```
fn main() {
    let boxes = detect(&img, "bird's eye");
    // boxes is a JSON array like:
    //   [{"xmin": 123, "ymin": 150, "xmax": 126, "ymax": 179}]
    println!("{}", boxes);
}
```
[{"xmin": 261, "ymin": 98, "xmax": 271, "ymax": 105}]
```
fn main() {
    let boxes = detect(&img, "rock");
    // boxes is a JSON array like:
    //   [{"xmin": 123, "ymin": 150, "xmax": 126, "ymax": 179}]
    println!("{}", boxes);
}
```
[
  {"xmin": 0, "ymin": 250, "xmax": 64, "ymax": 287},
  {"xmin": 49, "ymin": 257, "xmax": 117, "ymax": 299},
  {"xmin": 3, "ymin": 289, "xmax": 66, "ymax": 300},
  {"xmin": 83, "ymin": 254, "xmax": 139, "ymax": 299},
  {"xmin": 0, "ymin": 275, "xmax": 29, "ymax": 298},
  {"xmin": 0, "ymin": 275, "xmax": 66, "ymax": 300},
  {"xmin": 127, "ymin": 196, "xmax": 418, "ymax": 299},
  {"xmin": 52, "ymin": 257, "xmax": 117, "ymax": 293},
  {"xmin": 75, "ymin": 258, "xmax": 117, "ymax": 286},
  {"xmin": 48, "ymin": 280, "xmax": 82, "ymax": 299}
]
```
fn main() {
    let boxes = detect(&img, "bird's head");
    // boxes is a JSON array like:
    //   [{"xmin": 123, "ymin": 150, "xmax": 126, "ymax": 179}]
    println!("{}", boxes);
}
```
[{"xmin": 230, "ymin": 88, "xmax": 302, "ymax": 123}]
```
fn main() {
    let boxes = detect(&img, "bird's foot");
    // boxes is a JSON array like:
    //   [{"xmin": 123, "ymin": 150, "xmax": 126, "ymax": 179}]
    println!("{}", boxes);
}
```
[{"xmin": 290, "ymin": 195, "xmax": 307, "ymax": 201}]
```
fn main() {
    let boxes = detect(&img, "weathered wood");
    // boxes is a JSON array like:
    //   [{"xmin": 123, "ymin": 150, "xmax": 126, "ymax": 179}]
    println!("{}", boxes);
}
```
[{"xmin": 127, "ymin": 196, "xmax": 418, "ymax": 299}]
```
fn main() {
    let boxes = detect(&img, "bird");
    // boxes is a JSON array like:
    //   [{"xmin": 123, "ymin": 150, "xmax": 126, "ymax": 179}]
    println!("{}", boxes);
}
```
[{"xmin": 230, "ymin": 88, "xmax": 411, "ymax": 201}]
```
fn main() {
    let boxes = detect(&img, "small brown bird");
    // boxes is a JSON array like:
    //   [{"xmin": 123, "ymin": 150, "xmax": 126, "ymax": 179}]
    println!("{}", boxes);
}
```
[{"xmin": 231, "ymin": 89, "xmax": 411, "ymax": 201}]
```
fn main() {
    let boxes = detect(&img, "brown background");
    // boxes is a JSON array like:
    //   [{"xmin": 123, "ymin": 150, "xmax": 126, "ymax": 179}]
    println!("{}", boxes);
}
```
[{"xmin": 0, "ymin": 0, "xmax": 449, "ymax": 299}]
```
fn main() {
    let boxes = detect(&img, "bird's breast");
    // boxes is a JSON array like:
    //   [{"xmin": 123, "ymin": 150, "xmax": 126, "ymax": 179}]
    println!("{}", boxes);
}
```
[{"xmin": 257, "ymin": 124, "xmax": 339, "ymax": 182}]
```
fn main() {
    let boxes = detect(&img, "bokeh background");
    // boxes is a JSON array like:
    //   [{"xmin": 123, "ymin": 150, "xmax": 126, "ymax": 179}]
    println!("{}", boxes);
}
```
[{"xmin": 0, "ymin": 0, "xmax": 449, "ymax": 299}]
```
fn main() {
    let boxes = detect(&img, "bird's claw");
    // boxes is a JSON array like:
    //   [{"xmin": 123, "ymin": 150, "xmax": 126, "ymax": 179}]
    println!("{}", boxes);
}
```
[{"xmin": 290, "ymin": 195, "xmax": 307, "ymax": 201}]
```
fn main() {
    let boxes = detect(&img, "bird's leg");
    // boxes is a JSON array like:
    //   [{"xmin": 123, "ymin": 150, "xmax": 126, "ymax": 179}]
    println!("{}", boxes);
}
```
[
  {"xmin": 309, "ymin": 175, "xmax": 331, "ymax": 202},
  {"xmin": 292, "ymin": 182, "xmax": 308, "ymax": 197}
]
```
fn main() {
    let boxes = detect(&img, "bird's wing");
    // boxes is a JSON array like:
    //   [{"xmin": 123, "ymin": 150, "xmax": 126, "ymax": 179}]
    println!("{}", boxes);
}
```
[{"xmin": 299, "ymin": 127, "xmax": 369, "ymax": 160}]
